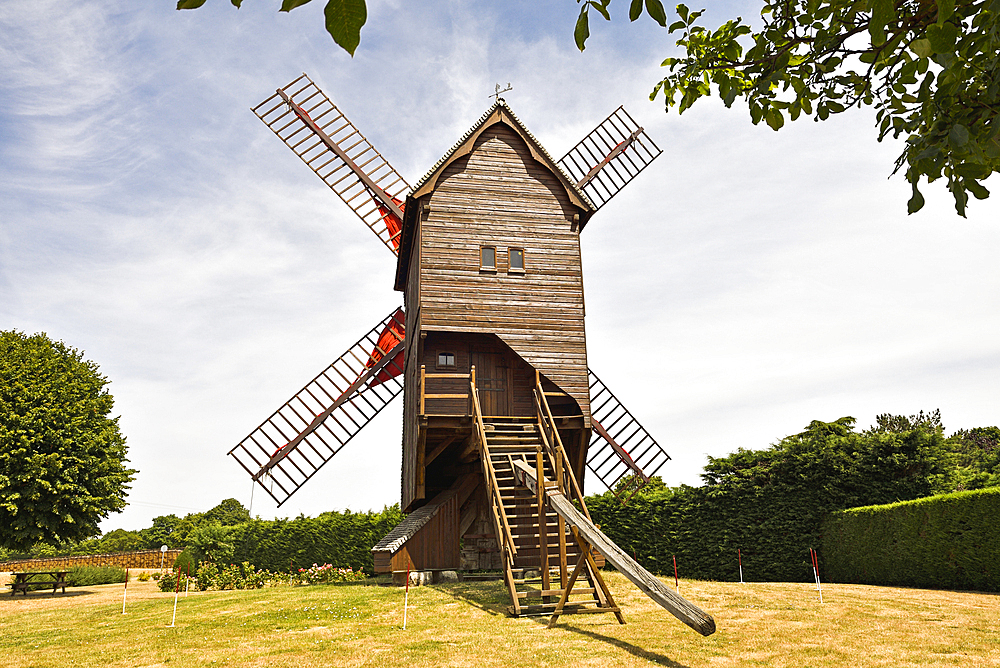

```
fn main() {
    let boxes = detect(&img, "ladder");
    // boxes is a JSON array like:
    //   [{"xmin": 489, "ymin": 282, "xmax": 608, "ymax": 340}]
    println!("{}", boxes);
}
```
[{"xmin": 482, "ymin": 418, "xmax": 620, "ymax": 618}]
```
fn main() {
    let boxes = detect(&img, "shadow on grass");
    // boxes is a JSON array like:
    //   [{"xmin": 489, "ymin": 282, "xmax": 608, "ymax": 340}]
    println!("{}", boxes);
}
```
[
  {"xmin": 433, "ymin": 581, "xmax": 509, "ymax": 616},
  {"xmin": 542, "ymin": 617, "xmax": 692, "ymax": 668},
  {"xmin": 2, "ymin": 588, "xmax": 95, "ymax": 600}
]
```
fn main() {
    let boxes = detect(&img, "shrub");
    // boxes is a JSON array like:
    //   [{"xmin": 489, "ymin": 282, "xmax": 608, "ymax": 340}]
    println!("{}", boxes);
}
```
[
  {"xmin": 294, "ymin": 563, "xmax": 366, "ymax": 585},
  {"xmin": 137, "ymin": 571, "xmax": 151, "ymax": 582},
  {"xmin": 157, "ymin": 569, "xmax": 190, "ymax": 592},
  {"xmin": 196, "ymin": 562, "xmax": 218, "ymax": 591},
  {"xmin": 822, "ymin": 487, "xmax": 1000, "ymax": 591},
  {"xmin": 172, "ymin": 548, "xmax": 197, "ymax": 575},
  {"xmin": 65, "ymin": 565, "xmax": 127, "ymax": 587}
]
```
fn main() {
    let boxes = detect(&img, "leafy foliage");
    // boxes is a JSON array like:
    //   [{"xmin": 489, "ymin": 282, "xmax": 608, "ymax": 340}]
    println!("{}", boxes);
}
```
[
  {"xmin": 0, "ymin": 331, "xmax": 135, "ymax": 551},
  {"xmin": 230, "ymin": 505, "xmax": 403, "ymax": 573},
  {"xmin": 589, "ymin": 414, "xmax": 958, "ymax": 581},
  {"xmin": 65, "ymin": 565, "xmax": 128, "ymax": 587},
  {"xmin": 188, "ymin": 523, "xmax": 237, "ymax": 564},
  {"xmin": 577, "ymin": 0, "xmax": 1000, "ymax": 215},
  {"xmin": 176, "ymin": 0, "xmax": 368, "ymax": 56},
  {"xmin": 822, "ymin": 487, "xmax": 1000, "ymax": 590}
]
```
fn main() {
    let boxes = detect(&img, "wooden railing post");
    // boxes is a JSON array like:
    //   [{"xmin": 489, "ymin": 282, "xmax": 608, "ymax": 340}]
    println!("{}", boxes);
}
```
[
  {"xmin": 537, "ymin": 445, "xmax": 550, "ymax": 594},
  {"xmin": 419, "ymin": 364, "xmax": 426, "ymax": 416}
]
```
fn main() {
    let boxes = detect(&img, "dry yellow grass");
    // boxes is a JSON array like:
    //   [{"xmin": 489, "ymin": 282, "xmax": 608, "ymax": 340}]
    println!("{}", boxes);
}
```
[{"xmin": 1, "ymin": 572, "xmax": 997, "ymax": 667}]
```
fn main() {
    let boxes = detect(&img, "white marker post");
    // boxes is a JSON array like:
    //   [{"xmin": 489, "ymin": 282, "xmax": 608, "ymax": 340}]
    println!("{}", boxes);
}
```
[
  {"xmin": 738, "ymin": 549, "xmax": 744, "ymax": 584},
  {"xmin": 167, "ymin": 568, "xmax": 182, "ymax": 627},
  {"xmin": 402, "ymin": 561, "xmax": 411, "ymax": 630},
  {"xmin": 121, "ymin": 568, "xmax": 129, "ymax": 614},
  {"xmin": 810, "ymin": 548, "xmax": 819, "ymax": 590},
  {"xmin": 159, "ymin": 544, "xmax": 168, "ymax": 571},
  {"xmin": 813, "ymin": 548, "xmax": 823, "ymax": 604}
]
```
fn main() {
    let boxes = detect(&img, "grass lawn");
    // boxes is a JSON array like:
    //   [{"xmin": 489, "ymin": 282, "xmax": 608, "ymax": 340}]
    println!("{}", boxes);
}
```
[{"xmin": 1, "ymin": 571, "xmax": 997, "ymax": 667}]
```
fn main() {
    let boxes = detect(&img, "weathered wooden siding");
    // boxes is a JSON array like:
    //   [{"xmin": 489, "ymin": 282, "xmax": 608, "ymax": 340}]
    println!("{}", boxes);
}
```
[
  {"xmin": 402, "ymin": 224, "xmax": 423, "ymax": 511},
  {"xmin": 387, "ymin": 492, "xmax": 461, "ymax": 572},
  {"xmin": 418, "ymin": 123, "xmax": 590, "ymax": 422}
]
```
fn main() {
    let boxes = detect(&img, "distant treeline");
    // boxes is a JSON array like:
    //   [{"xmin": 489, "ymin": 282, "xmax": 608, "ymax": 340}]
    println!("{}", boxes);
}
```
[
  {"xmin": 589, "ymin": 412, "xmax": 999, "ymax": 584},
  {"xmin": 0, "ymin": 498, "xmax": 403, "ymax": 574},
  {"xmin": 5, "ymin": 410, "xmax": 996, "ymax": 585}
]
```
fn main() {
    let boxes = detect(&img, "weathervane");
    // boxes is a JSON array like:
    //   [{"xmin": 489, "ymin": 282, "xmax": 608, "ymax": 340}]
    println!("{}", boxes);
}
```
[{"xmin": 490, "ymin": 82, "xmax": 513, "ymax": 103}]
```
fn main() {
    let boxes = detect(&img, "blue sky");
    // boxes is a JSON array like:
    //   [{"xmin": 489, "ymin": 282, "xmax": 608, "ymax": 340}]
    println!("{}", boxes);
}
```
[{"xmin": 2, "ymin": 1, "xmax": 998, "ymax": 532}]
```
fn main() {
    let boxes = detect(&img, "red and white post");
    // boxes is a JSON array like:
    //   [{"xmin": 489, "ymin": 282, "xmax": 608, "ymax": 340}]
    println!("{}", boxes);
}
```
[
  {"xmin": 121, "ymin": 568, "xmax": 129, "ymax": 614},
  {"xmin": 738, "ymin": 549, "xmax": 744, "ymax": 584},
  {"xmin": 167, "ymin": 568, "xmax": 182, "ymax": 627},
  {"xmin": 673, "ymin": 555, "xmax": 679, "ymax": 593},
  {"xmin": 402, "ymin": 561, "xmax": 412, "ymax": 630}
]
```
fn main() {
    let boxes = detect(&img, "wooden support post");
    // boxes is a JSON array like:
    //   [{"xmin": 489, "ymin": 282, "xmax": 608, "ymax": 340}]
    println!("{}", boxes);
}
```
[
  {"xmin": 537, "ymin": 446, "xmax": 549, "ymax": 596},
  {"xmin": 548, "ymin": 550, "xmax": 589, "ymax": 628},
  {"xmin": 420, "ymin": 364, "xmax": 426, "ymax": 416},
  {"xmin": 571, "ymin": 527, "xmax": 625, "ymax": 624},
  {"xmin": 557, "ymin": 447, "xmax": 568, "ymax": 590}
]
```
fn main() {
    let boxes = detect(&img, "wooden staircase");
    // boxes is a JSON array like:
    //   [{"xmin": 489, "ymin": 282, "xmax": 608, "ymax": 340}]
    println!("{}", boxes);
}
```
[
  {"xmin": 483, "ymin": 418, "xmax": 605, "ymax": 616},
  {"xmin": 469, "ymin": 367, "xmax": 622, "ymax": 620}
]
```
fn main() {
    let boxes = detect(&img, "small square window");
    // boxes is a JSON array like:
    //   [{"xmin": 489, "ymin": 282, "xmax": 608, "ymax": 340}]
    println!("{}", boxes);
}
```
[
  {"xmin": 509, "ymin": 248, "xmax": 524, "ymax": 272},
  {"xmin": 438, "ymin": 352, "xmax": 456, "ymax": 367},
  {"xmin": 480, "ymin": 246, "xmax": 496, "ymax": 271}
]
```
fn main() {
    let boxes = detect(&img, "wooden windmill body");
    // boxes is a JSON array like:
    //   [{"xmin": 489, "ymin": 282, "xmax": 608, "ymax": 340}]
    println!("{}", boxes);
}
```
[{"xmin": 231, "ymin": 75, "xmax": 714, "ymax": 633}]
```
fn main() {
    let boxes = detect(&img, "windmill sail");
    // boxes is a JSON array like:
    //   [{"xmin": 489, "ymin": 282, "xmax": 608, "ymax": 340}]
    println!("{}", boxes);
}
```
[
  {"xmin": 587, "ymin": 368, "xmax": 672, "ymax": 498},
  {"xmin": 558, "ymin": 107, "xmax": 662, "ymax": 211},
  {"xmin": 228, "ymin": 309, "xmax": 406, "ymax": 506},
  {"xmin": 252, "ymin": 73, "xmax": 411, "ymax": 254}
]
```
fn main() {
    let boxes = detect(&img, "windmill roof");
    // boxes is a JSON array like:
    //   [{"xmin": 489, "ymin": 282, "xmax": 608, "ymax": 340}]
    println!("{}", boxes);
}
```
[
  {"xmin": 410, "ymin": 99, "xmax": 595, "ymax": 210},
  {"xmin": 394, "ymin": 99, "xmax": 595, "ymax": 291}
]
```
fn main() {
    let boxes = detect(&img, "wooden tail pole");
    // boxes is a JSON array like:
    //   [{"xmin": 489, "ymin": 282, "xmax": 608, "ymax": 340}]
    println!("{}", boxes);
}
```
[
  {"xmin": 122, "ymin": 568, "xmax": 129, "ymax": 614},
  {"xmin": 510, "ymin": 458, "xmax": 715, "ymax": 636},
  {"xmin": 403, "ymin": 561, "xmax": 412, "ymax": 630},
  {"xmin": 168, "ymin": 568, "xmax": 182, "ymax": 627},
  {"xmin": 673, "ymin": 555, "xmax": 679, "ymax": 593},
  {"xmin": 738, "ymin": 549, "xmax": 744, "ymax": 584}
]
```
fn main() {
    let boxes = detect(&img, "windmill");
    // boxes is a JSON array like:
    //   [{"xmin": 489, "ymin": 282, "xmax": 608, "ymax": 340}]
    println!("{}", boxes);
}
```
[{"xmin": 230, "ymin": 74, "xmax": 714, "ymax": 634}]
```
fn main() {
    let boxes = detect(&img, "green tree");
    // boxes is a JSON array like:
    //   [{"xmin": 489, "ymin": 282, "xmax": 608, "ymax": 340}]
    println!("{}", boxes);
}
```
[
  {"xmin": 576, "ymin": 0, "xmax": 1000, "ymax": 216},
  {"xmin": 203, "ymin": 498, "xmax": 251, "ymax": 526},
  {"xmin": 0, "ymin": 331, "xmax": 136, "ymax": 551},
  {"xmin": 188, "ymin": 523, "xmax": 237, "ymax": 564}
]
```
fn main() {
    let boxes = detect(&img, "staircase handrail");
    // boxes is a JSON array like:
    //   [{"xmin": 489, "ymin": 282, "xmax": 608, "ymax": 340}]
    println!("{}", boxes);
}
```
[
  {"xmin": 534, "ymin": 378, "xmax": 592, "ymax": 521},
  {"xmin": 470, "ymin": 369, "xmax": 517, "ymax": 562}
]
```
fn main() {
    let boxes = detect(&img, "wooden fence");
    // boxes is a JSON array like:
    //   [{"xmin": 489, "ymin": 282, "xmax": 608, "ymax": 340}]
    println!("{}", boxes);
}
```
[{"xmin": 0, "ymin": 549, "xmax": 181, "ymax": 572}]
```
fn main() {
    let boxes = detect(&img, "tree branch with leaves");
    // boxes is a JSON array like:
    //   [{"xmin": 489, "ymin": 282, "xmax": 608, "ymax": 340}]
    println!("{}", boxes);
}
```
[{"xmin": 577, "ymin": 0, "xmax": 1000, "ymax": 215}]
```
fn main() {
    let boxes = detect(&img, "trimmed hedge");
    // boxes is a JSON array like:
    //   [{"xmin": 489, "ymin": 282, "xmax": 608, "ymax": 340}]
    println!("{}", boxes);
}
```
[
  {"xmin": 230, "ymin": 506, "xmax": 403, "ymax": 574},
  {"xmin": 65, "ymin": 565, "xmax": 128, "ymax": 587},
  {"xmin": 821, "ymin": 487, "xmax": 1000, "ymax": 591}
]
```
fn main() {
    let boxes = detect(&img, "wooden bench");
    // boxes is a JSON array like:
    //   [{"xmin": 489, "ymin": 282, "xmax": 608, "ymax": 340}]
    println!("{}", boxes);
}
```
[{"xmin": 8, "ymin": 571, "xmax": 67, "ymax": 596}]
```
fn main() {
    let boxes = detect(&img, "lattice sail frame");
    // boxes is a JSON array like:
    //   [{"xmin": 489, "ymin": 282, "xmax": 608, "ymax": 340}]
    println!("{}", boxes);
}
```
[
  {"xmin": 558, "ymin": 106, "xmax": 662, "ymax": 211},
  {"xmin": 586, "ymin": 368, "xmax": 672, "ymax": 499},
  {"xmin": 252, "ymin": 73, "xmax": 411, "ymax": 254},
  {"xmin": 228, "ymin": 309, "xmax": 406, "ymax": 506}
]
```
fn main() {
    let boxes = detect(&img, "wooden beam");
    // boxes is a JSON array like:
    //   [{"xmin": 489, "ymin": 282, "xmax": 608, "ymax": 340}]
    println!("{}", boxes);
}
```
[
  {"xmin": 425, "ymin": 433, "xmax": 459, "ymax": 467},
  {"xmin": 591, "ymin": 417, "xmax": 650, "ymax": 483},
  {"xmin": 511, "ymin": 458, "xmax": 716, "ymax": 636},
  {"xmin": 253, "ymin": 339, "xmax": 404, "ymax": 480}
]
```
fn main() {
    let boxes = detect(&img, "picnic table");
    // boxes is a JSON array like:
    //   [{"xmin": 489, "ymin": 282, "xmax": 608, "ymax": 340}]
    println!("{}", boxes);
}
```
[{"xmin": 8, "ymin": 571, "xmax": 67, "ymax": 596}]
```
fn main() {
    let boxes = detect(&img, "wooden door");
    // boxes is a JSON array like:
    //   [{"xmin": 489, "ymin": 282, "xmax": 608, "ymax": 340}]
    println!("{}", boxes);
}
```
[{"xmin": 471, "ymin": 351, "xmax": 510, "ymax": 417}]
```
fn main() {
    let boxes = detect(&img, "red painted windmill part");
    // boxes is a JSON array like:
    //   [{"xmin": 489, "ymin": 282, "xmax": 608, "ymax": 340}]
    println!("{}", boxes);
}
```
[{"xmin": 251, "ymin": 73, "xmax": 409, "ymax": 255}]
